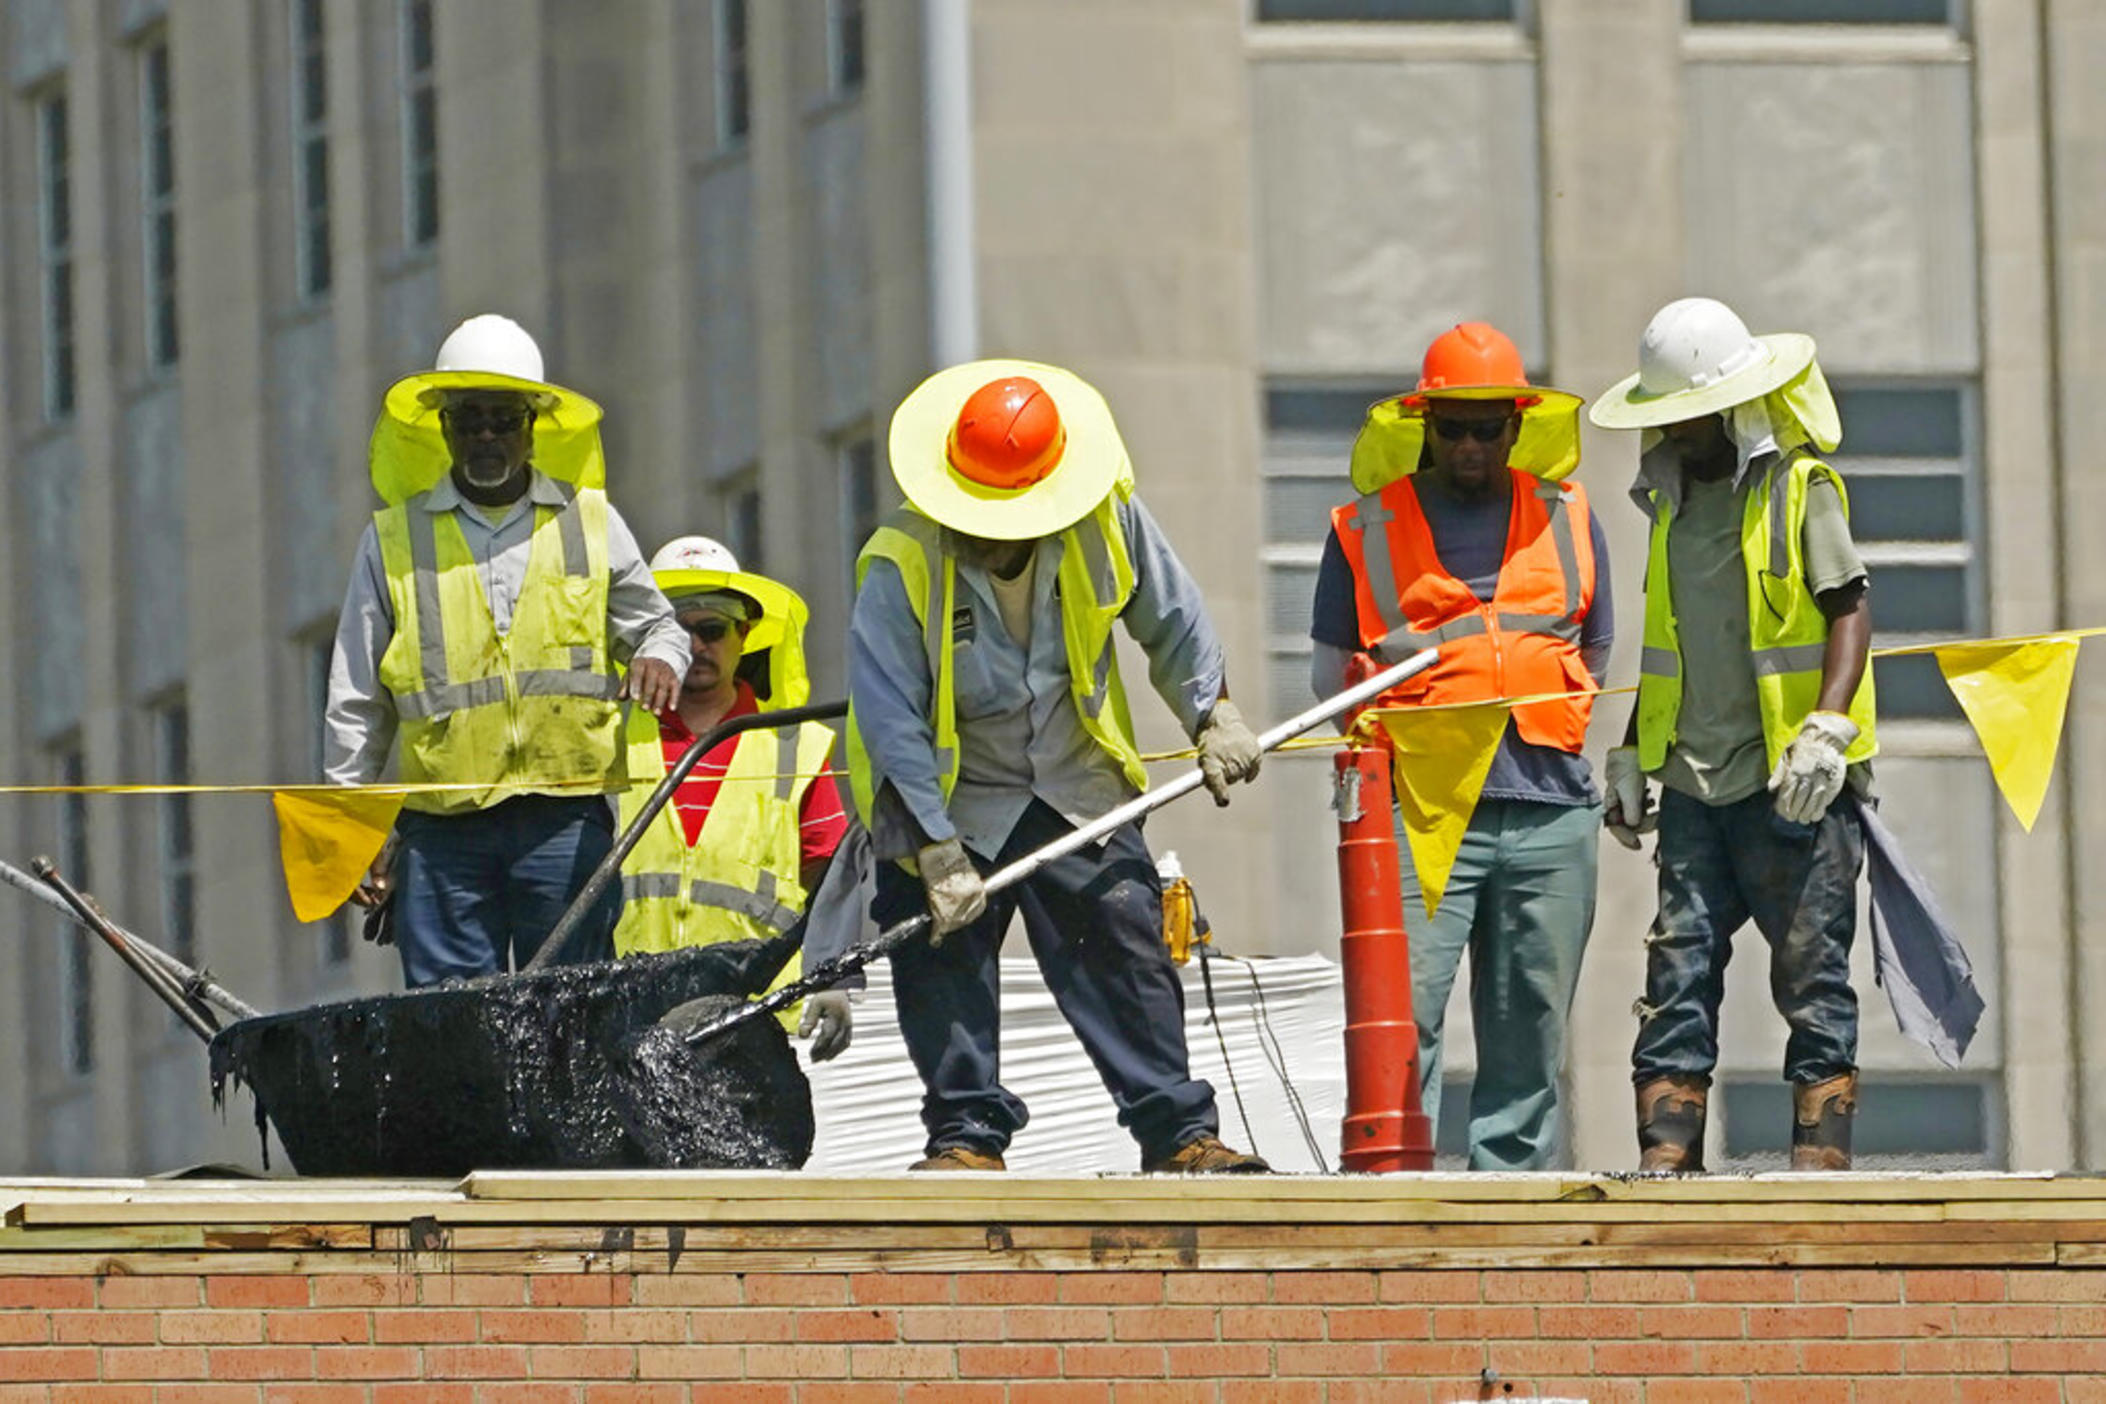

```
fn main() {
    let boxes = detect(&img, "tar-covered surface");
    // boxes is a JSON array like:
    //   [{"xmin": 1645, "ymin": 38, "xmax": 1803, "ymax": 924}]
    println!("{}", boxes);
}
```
[{"xmin": 207, "ymin": 940, "xmax": 813, "ymax": 1177}]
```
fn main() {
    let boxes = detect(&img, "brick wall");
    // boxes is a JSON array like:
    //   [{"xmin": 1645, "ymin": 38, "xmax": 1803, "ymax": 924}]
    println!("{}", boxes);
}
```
[{"xmin": 6, "ymin": 1265, "xmax": 2106, "ymax": 1401}]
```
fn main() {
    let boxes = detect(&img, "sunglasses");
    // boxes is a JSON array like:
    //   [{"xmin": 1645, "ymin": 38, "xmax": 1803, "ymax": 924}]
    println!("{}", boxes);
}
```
[
  {"xmin": 1429, "ymin": 415, "xmax": 1517, "ymax": 444},
  {"xmin": 442, "ymin": 406, "xmax": 532, "ymax": 436},
  {"xmin": 682, "ymin": 618, "xmax": 737, "ymax": 645}
]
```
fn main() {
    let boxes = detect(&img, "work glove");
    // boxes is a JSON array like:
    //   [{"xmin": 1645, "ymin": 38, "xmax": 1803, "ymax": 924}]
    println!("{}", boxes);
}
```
[
  {"xmin": 1602, "ymin": 746, "xmax": 1656, "ymax": 851},
  {"xmin": 798, "ymin": 991, "xmax": 854, "ymax": 1062},
  {"xmin": 1196, "ymin": 699, "xmax": 1262, "ymax": 806},
  {"xmin": 917, "ymin": 837, "xmax": 987, "ymax": 946},
  {"xmin": 1767, "ymin": 711, "xmax": 1860, "ymax": 826},
  {"xmin": 352, "ymin": 834, "xmax": 399, "ymax": 944}
]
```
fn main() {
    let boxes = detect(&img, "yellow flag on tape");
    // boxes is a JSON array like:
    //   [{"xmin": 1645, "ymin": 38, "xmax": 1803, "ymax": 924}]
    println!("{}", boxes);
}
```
[
  {"xmin": 272, "ymin": 789, "xmax": 404, "ymax": 922},
  {"xmin": 1935, "ymin": 634, "xmax": 2081, "ymax": 832},
  {"xmin": 1370, "ymin": 703, "xmax": 1510, "ymax": 918}
]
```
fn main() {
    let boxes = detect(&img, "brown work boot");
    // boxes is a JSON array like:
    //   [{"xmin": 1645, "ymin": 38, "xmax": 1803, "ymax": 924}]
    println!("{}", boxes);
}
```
[
  {"xmin": 909, "ymin": 1146, "xmax": 1006, "ymax": 1172},
  {"xmin": 1143, "ymin": 1134, "xmax": 1271, "ymax": 1175},
  {"xmin": 1636, "ymin": 1075, "xmax": 1710, "ymax": 1173},
  {"xmin": 1790, "ymin": 1072, "xmax": 1858, "ymax": 1172}
]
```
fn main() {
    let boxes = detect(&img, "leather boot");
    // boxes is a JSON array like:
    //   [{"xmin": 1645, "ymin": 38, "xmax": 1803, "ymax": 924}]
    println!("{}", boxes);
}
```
[
  {"xmin": 1790, "ymin": 1072, "xmax": 1858, "ymax": 1172},
  {"xmin": 1635, "ymin": 1075, "xmax": 1709, "ymax": 1172}
]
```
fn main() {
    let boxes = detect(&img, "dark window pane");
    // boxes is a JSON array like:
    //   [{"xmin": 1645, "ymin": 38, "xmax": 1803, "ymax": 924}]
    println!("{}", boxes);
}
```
[
  {"xmin": 1692, "ymin": 0, "xmax": 1949, "ymax": 19},
  {"xmin": 413, "ymin": 169, "xmax": 439, "ymax": 244},
  {"xmin": 1870, "ymin": 564, "xmax": 1968, "ymax": 634},
  {"xmin": 303, "ymin": 52, "xmax": 327, "ymax": 122},
  {"xmin": 1266, "ymin": 386, "xmax": 1388, "ymax": 436},
  {"xmin": 1265, "ymin": 478, "xmax": 1351, "ymax": 546},
  {"xmin": 411, "ymin": 88, "xmax": 437, "ymax": 158},
  {"xmin": 407, "ymin": 0, "xmax": 434, "ymax": 72},
  {"xmin": 1267, "ymin": 562, "xmax": 1321, "ymax": 635},
  {"xmin": 1841, "ymin": 474, "xmax": 1965, "ymax": 542},
  {"xmin": 1833, "ymin": 386, "xmax": 1963, "ymax": 457},
  {"xmin": 1259, "ymin": 0, "xmax": 1516, "ymax": 17},
  {"xmin": 1871, "ymin": 651, "xmax": 1963, "ymax": 721},
  {"xmin": 307, "ymin": 221, "xmax": 333, "ymax": 295},
  {"xmin": 303, "ymin": 139, "xmax": 329, "ymax": 209},
  {"xmin": 835, "ymin": 0, "xmax": 865, "ymax": 88}
]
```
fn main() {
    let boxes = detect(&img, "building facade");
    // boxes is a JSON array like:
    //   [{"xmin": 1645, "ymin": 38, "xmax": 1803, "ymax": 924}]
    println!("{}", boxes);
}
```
[{"xmin": 0, "ymin": 0, "xmax": 2097, "ymax": 1175}]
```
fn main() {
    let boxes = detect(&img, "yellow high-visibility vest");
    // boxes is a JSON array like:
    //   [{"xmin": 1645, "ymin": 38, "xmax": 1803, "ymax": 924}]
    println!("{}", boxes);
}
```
[
  {"xmin": 374, "ymin": 485, "xmax": 626, "ymax": 814},
  {"xmin": 1636, "ymin": 449, "xmax": 1878, "ymax": 773},
  {"xmin": 844, "ymin": 492, "xmax": 1148, "ymax": 829}
]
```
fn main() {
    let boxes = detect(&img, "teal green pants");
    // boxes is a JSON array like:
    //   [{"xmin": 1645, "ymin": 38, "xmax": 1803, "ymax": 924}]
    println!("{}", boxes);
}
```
[{"xmin": 1397, "ymin": 798, "xmax": 1600, "ymax": 1171}]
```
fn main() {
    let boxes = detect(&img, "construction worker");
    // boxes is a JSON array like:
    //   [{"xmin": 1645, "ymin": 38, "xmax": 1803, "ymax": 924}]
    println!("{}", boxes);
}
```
[
  {"xmin": 1590, "ymin": 297, "xmax": 1876, "ymax": 1173},
  {"xmin": 326, "ymin": 314, "xmax": 688, "ymax": 987},
  {"xmin": 1310, "ymin": 323, "xmax": 1612, "ymax": 1171},
  {"xmin": 613, "ymin": 536, "xmax": 853, "ymax": 1060},
  {"xmin": 848, "ymin": 359, "xmax": 1268, "ymax": 1174}
]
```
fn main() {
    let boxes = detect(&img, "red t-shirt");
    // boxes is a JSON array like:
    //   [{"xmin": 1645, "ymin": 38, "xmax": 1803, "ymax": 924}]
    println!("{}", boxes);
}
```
[{"xmin": 657, "ymin": 681, "xmax": 848, "ymax": 867}]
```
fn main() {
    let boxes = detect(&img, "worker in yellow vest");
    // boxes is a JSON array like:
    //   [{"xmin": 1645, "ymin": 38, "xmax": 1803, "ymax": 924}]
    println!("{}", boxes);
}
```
[
  {"xmin": 613, "ymin": 536, "xmax": 853, "ymax": 1059},
  {"xmin": 847, "ymin": 359, "xmax": 1267, "ymax": 1174},
  {"xmin": 1590, "ymin": 298, "xmax": 1877, "ymax": 1172},
  {"xmin": 325, "ymin": 315, "xmax": 688, "ymax": 987}
]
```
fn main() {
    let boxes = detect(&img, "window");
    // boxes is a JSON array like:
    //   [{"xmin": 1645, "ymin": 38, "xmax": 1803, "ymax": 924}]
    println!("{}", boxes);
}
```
[
  {"xmin": 51, "ymin": 746, "xmax": 92, "ymax": 1076},
  {"xmin": 139, "ymin": 37, "xmax": 178, "ymax": 368},
  {"xmin": 290, "ymin": 0, "xmax": 331, "ymax": 297},
  {"xmin": 827, "ymin": 0, "xmax": 865, "ymax": 94},
  {"xmin": 839, "ymin": 434, "xmax": 878, "ymax": 605},
  {"xmin": 1257, "ymin": 0, "xmax": 1519, "ymax": 19},
  {"xmin": 1689, "ymin": 0, "xmax": 1954, "ymax": 21},
  {"xmin": 715, "ymin": 0, "xmax": 750, "ymax": 147},
  {"xmin": 723, "ymin": 474, "xmax": 763, "ymax": 573},
  {"xmin": 1827, "ymin": 384, "xmax": 1977, "ymax": 721},
  {"xmin": 306, "ymin": 636, "xmax": 351, "ymax": 965},
  {"xmin": 154, "ymin": 701, "xmax": 196, "ymax": 967},
  {"xmin": 401, "ymin": 0, "xmax": 438, "ymax": 247},
  {"xmin": 35, "ymin": 90, "xmax": 76, "ymax": 419}
]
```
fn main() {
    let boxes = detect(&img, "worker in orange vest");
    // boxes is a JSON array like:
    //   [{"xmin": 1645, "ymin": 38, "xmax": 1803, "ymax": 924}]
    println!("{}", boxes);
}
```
[{"xmin": 1309, "ymin": 324, "xmax": 1614, "ymax": 1170}]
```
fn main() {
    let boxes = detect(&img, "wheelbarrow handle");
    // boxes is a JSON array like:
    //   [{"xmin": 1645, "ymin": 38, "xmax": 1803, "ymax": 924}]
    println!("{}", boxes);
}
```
[
  {"xmin": 32, "ymin": 857, "xmax": 221, "ymax": 1044},
  {"xmin": 527, "ymin": 699, "xmax": 852, "ymax": 973},
  {"xmin": 682, "ymin": 648, "xmax": 1442, "ymax": 1049}
]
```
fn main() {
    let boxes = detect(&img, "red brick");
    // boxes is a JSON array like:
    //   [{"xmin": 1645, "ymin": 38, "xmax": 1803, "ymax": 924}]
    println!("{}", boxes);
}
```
[
  {"xmin": 901, "ymin": 1387, "xmax": 1004, "ymax": 1404},
  {"xmin": 582, "ymin": 1311, "xmax": 689, "ymax": 1345},
  {"xmin": 419, "ymin": 1276, "xmax": 527, "ymax": 1306},
  {"xmin": 1642, "ymin": 1383, "xmax": 1746, "ymax": 1404},
  {"xmin": 1692, "ymin": 1270, "xmax": 1796, "ymax": 1303},
  {"xmin": 1104, "ymin": 1386, "xmax": 1213, "ymax": 1404},
  {"xmin": 464, "ymin": 1387, "xmax": 574, "ymax": 1404},
  {"xmin": 1956, "ymin": 1381, "xmax": 2062, "ymax": 1404},
  {"xmin": 1272, "ymin": 1272, "xmax": 1377, "ymax": 1305},
  {"xmin": 312, "ymin": 1346, "xmax": 420, "ymax": 1379},
  {"xmin": 1588, "ymin": 1269, "xmax": 1695, "ymax": 1303},
  {"xmin": 266, "ymin": 1311, "xmax": 369, "ymax": 1345},
  {"xmin": 1640, "ymin": 1304, "xmax": 1747, "ymax": 1338},
  {"xmin": 747, "ymin": 1277, "xmax": 853, "ymax": 1308},
  {"xmin": 1220, "ymin": 1306, "xmax": 1327, "ymax": 1340},
  {"xmin": 788, "ymin": 1387, "xmax": 896, "ymax": 1404},
  {"xmin": 1162, "ymin": 1273, "xmax": 1268, "ymax": 1305},
  {"xmin": 51, "ymin": 1310, "xmax": 157, "ymax": 1343},
  {"xmin": 261, "ymin": 1388, "xmax": 367, "ymax": 1404},
  {"xmin": 99, "ymin": 1346, "xmax": 209, "ymax": 1380},
  {"xmin": 527, "ymin": 1345, "xmax": 638, "ymax": 1378},
  {"xmin": 1951, "ymin": 1303, "xmax": 2057, "ymax": 1336},
  {"xmin": 1797, "ymin": 1270, "xmax": 1902, "ymax": 1303},
  {"xmin": 797, "ymin": 1308, "xmax": 899, "ymax": 1343},
  {"xmin": 1799, "ymin": 1340, "xmax": 1902, "ymax": 1374},
  {"xmin": 1377, "ymin": 1341, "xmax": 1484, "ymax": 1375},
  {"xmin": 1694, "ymin": 1341, "xmax": 1796, "ymax": 1374},
  {"xmin": 423, "ymin": 1345, "xmax": 530, "ymax": 1378},
  {"xmin": 1854, "ymin": 1382, "xmax": 1955, "ymax": 1404},
  {"xmin": 0, "ymin": 1346, "xmax": 98, "ymax": 1381},
  {"xmin": 370, "ymin": 1307, "xmax": 477, "ymax": 1344},
  {"xmin": 634, "ymin": 1345, "xmax": 743, "ymax": 1379},
  {"xmin": 474, "ymin": 1309, "xmax": 583, "ymax": 1344},
  {"xmin": 847, "ymin": 1343, "xmax": 956, "ymax": 1378},
  {"xmin": 1061, "ymin": 1274, "xmax": 1164, "ymax": 1305},
  {"xmin": 1062, "ymin": 1344, "xmax": 1168, "ymax": 1377},
  {"xmin": 1112, "ymin": 1306, "xmax": 1217, "ymax": 1341},
  {"xmin": 1906, "ymin": 1338, "xmax": 2010, "ymax": 1373},
  {"xmin": 311, "ymin": 1275, "xmax": 414, "ymax": 1307},
  {"xmin": 952, "ymin": 1272, "xmax": 1059, "ymax": 1305},
  {"xmin": 206, "ymin": 1278, "xmax": 310, "ymax": 1309},
  {"xmin": 2060, "ymin": 1303, "xmax": 2106, "ymax": 1334},
  {"xmin": 207, "ymin": 1347, "xmax": 313, "ymax": 1380},
  {"xmin": 2010, "ymin": 1338, "xmax": 2106, "ymax": 1373},
  {"xmin": 956, "ymin": 1343, "xmax": 1059, "ymax": 1378},
  {"xmin": 1481, "ymin": 1270, "xmax": 1586, "ymax": 1303},
  {"xmin": 1010, "ymin": 1386, "xmax": 1109, "ymax": 1404},
  {"xmin": 582, "ymin": 1388, "xmax": 692, "ymax": 1404},
  {"xmin": 1166, "ymin": 1343, "xmax": 1269, "ymax": 1377},
  {"xmin": 1004, "ymin": 1307, "xmax": 1112, "ymax": 1341},
  {"xmin": 1325, "ymin": 1383, "xmax": 1440, "ymax": 1404},
  {"xmin": 1324, "ymin": 1306, "xmax": 1431, "ymax": 1340},
  {"xmin": 150, "ymin": 1389, "xmax": 267, "ymax": 1404},
  {"xmin": 1905, "ymin": 1270, "xmax": 2006, "ymax": 1303},
  {"xmin": 851, "ymin": 1274, "xmax": 953, "ymax": 1306},
  {"xmin": 1750, "ymin": 1383, "xmax": 1849, "ymax": 1404},
  {"xmin": 1591, "ymin": 1340, "xmax": 1696, "ymax": 1375},
  {"xmin": 689, "ymin": 1307, "xmax": 794, "ymax": 1344},
  {"xmin": 1536, "ymin": 1304, "xmax": 1641, "ymax": 1337},
  {"xmin": 896, "ymin": 1307, "xmax": 1003, "ymax": 1342},
  {"xmin": 528, "ymin": 1275, "xmax": 634, "ymax": 1308},
  {"xmin": 370, "ymin": 1387, "xmax": 473, "ymax": 1404},
  {"xmin": 1223, "ymin": 1384, "xmax": 1320, "ymax": 1404},
  {"xmin": 1274, "ymin": 1342, "xmax": 1382, "ymax": 1376},
  {"xmin": 631, "ymin": 1275, "xmax": 742, "ymax": 1307},
  {"xmin": 1540, "ymin": 1382, "xmax": 1640, "ymax": 1404},
  {"xmin": 1428, "ymin": 1305, "xmax": 1534, "ymax": 1339},
  {"xmin": 1483, "ymin": 1340, "xmax": 1591, "ymax": 1377},
  {"xmin": 1377, "ymin": 1272, "xmax": 1480, "ymax": 1304},
  {"xmin": 47, "ymin": 1387, "xmax": 158, "ymax": 1404},
  {"xmin": 164, "ymin": 1313, "xmax": 266, "ymax": 1345},
  {"xmin": 1851, "ymin": 1304, "xmax": 1955, "ymax": 1337},
  {"xmin": 0, "ymin": 1314, "xmax": 47, "ymax": 1344},
  {"xmin": 1746, "ymin": 1304, "xmax": 1848, "ymax": 1338},
  {"xmin": 0, "ymin": 1277, "xmax": 95, "ymax": 1309},
  {"xmin": 2010, "ymin": 1269, "xmax": 2106, "ymax": 1302},
  {"xmin": 742, "ymin": 1345, "xmax": 851, "ymax": 1379},
  {"xmin": 98, "ymin": 1276, "xmax": 202, "ymax": 1308}
]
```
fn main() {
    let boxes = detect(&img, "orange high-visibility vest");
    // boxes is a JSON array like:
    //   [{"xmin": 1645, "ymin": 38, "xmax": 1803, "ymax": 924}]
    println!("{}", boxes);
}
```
[{"xmin": 1330, "ymin": 469, "xmax": 1597, "ymax": 753}]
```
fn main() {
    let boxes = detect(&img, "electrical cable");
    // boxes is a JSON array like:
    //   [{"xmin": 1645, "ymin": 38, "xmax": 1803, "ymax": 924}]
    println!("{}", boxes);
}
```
[
  {"xmin": 1195, "ymin": 937, "xmax": 1260, "ymax": 1158},
  {"xmin": 1225, "ymin": 950, "xmax": 1331, "ymax": 1172}
]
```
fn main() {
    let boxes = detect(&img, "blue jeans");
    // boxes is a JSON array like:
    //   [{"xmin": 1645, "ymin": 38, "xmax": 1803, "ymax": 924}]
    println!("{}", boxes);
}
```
[
  {"xmin": 1401, "ymin": 799, "xmax": 1599, "ymax": 1171},
  {"xmin": 1631, "ymin": 788, "xmax": 1862, "ymax": 1087},
  {"xmin": 393, "ymin": 795, "xmax": 621, "ymax": 987}
]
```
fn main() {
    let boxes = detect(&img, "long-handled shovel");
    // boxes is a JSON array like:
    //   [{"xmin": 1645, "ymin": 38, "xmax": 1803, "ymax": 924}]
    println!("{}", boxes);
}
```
[
  {"xmin": 524, "ymin": 699, "xmax": 852, "ymax": 973},
  {"xmin": 677, "ymin": 647, "xmax": 1440, "ymax": 1052}
]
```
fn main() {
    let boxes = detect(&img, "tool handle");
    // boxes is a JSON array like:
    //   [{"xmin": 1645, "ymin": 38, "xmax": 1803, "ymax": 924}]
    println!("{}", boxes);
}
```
[
  {"xmin": 527, "ymin": 699, "xmax": 851, "ymax": 973},
  {"xmin": 682, "ymin": 649, "xmax": 1439, "ymax": 1049},
  {"xmin": 32, "ymin": 857, "xmax": 221, "ymax": 1044}
]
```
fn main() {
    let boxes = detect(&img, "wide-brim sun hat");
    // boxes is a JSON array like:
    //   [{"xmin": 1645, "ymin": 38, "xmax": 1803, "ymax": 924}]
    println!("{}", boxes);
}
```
[
  {"xmin": 1349, "ymin": 322, "xmax": 1585, "ymax": 494},
  {"xmin": 1589, "ymin": 297, "xmax": 1817, "ymax": 431},
  {"xmin": 889, "ymin": 358, "xmax": 1130, "ymax": 541},
  {"xmin": 652, "ymin": 566, "xmax": 808, "ymax": 661}
]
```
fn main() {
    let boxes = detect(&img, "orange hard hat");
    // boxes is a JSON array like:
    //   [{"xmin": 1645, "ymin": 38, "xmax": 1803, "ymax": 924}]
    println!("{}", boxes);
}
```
[
  {"xmin": 1412, "ymin": 323, "xmax": 1540, "ymax": 406},
  {"xmin": 947, "ymin": 376, "xmax": 1067, "ymax": 491}
]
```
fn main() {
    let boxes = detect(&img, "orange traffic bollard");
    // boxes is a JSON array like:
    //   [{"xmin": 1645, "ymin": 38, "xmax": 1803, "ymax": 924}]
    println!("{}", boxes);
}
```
[{"xmin": 1335, "ymin": 741, "xmax": 1434, "ymax": 1173}]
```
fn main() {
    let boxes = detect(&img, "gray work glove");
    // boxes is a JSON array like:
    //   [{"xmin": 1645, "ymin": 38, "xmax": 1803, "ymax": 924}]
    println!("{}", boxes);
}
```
[
  {"xmin": 798, "ymin": 990, "xmax": 853, "ymax": 1062},
  {"xmin": 1767, "ymin": 711, "xmax": 1859, "ymax": 826},
  {"xmin": 916, "ymin": 837, "xmax": 987, "ymax": 946},
  {"xmin": 1602, "ymin": 745, "xmax": 1657, "ymax": 851},
  {"xmin": 1196, "ymin": 699, "xmax": 1262, "ymax": 806}
]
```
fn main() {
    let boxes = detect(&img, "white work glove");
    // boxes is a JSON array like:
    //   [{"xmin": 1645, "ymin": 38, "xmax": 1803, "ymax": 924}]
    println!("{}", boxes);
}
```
[
  {"xmin": 797, "ymin": 991, "xmax": 853, "ymax": 1062},
  {"xmin": 1767, "ymin": 711, "xmax": 1860, "ymax": 826},
  {"xmin": 1602, "ymin": 745, "xmax": 1657, "ymax": 851},
  {"xmin": 916, "ymin": 837, "xmax": 987, "ymax": 945},
  {"xmin": 1196, "ymin": 699, "xmax": 1262, "ymax": 806}
]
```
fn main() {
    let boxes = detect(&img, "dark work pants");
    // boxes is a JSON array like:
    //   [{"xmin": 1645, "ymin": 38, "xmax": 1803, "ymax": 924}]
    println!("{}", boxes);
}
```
[
  {"xmin": 875, "ymin": 799, "xmax": 1219, "ymax": 1163},
  {"xmin": 393, "ymin": 795, "xmax": 621, "ymax": 987},
  {"xmin": 1631, "ymin": 787, "xmax": 1863, "ymax": 1087}
]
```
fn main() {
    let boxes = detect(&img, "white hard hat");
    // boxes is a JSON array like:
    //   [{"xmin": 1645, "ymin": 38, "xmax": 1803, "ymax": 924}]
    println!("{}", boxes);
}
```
[
  {"xmin": 650, "ymin": 535, "xmax": 742, "ymax": 574},
  {"xmin": 432, "ymin": 314, "xmax": 547, "ymax": 384},
  {"xmin": 1589, "ymin": 297, "xmax": 1816, "ymax": 431}
]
